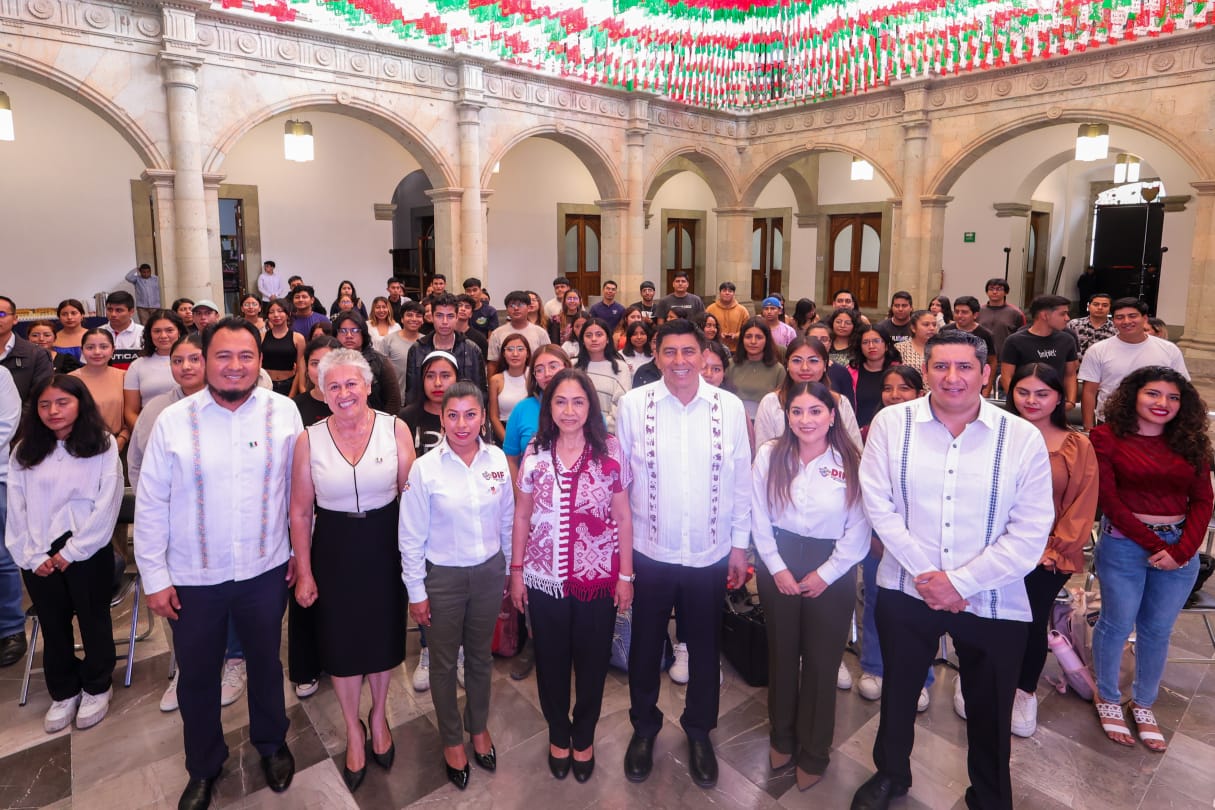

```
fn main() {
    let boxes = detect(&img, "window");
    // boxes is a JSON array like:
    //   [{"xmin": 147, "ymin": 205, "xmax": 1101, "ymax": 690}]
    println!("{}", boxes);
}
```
[
  {"xmin": 664, "ymin": 218, "xmax": 697, "ymax": 293},
  {"xmin": 563, "ymin": 214, "xmax": 601, "ymax": 297},
  {"xmin": 751, "ymin": 217, "xmax": 784, "ymax": 300},
  {"xmin": 828, "ymin": 213, "xmax": 882, "ymax": 309}
]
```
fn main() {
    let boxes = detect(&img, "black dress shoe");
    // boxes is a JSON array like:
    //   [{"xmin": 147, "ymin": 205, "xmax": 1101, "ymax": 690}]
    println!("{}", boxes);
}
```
[
  {"xmin": 343, "ymin": 722, "xmax": 367, "ymax": 793},
  {"xmin": 571, "ymin": 754, "xmax": 595, "ymax": 783},
  {"xmin": 445, "ymin": 759, "xmax": 471, "ymax": 790},
  {"xmin": 850, "ymin": 773, "xmax": 909, "ymax": 810},
  {"xmin": 688, "ymin": 737, "xmax": 718, "ymax": 789},
  {"xmin": 548, "ymin": 751, "xmax": 572, "ymax": 780},
  {"xmin": 178, "ymin": 776, "xmax": 217, "ymax": 810},
  {"xmin": 368, "ymin": 713, "xmax": 395, "ymax": 770},
  {"xmin": 261, "ymin": 744, "xmax": 295, "ymax": 793},
  {"xmin": 623, "ymin": 734, "xmax": 654, "ymax": 783},
  {"xmin": 0, "ymin": 633, "xmax": 27, "ymax": 668},
  {"xmin": 472, "ymin": 745, "xmax": 497, "ymax": 772}
]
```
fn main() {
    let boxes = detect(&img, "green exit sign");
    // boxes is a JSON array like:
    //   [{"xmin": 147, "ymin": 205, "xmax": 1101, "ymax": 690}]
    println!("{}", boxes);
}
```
[{"xmin": 963, "ymin": 232, "xmax": 976, "ymax": 243}]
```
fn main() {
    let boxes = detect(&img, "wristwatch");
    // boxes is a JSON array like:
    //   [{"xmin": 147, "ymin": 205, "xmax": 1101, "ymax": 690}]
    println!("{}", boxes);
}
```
[{"xmin": 618, "ymin": 572, "xmax": 636, "ymax": 583}]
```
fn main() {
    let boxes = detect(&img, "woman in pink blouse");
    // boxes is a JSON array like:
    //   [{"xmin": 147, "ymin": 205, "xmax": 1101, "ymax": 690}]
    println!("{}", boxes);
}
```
[{"xmin": 509, "ymin": 368, "xmax": 634, "ymax": 784}]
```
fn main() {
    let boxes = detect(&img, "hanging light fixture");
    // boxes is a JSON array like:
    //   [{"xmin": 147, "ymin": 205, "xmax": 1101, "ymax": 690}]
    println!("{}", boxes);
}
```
[
  {"xmin": 283, "ymin": 120, "xmax": 314, "ymax": 162},
  {"xmin": 1114, "ymin": 153, "xmax": 1141, "ymax": 184},
  {"xmin": 0, "ymin": 91, "xmax": 13, "ymax": 142},
  {"xmin": 850, "ymin": 157, "xmax": 874, "ymax": 181},
  {"xmin": 1074, "ymin": 123, "xmax": 1109, "ymax": 161}
]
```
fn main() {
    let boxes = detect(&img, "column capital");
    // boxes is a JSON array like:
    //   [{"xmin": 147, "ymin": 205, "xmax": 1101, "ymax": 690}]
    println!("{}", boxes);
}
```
[
  {"xmin": 795, "ymin": 212, "xmax": 817, "ymax": 228},
  {"xmin": 712, "ymin": 206, "xmax": 757, "ymax": 218},
  {"xmin": 596, "ymin": 199, "xmax": 631, "ymax": 212},
  {"xmin": 425, "ymin": 187, "xmax": 465, "ymax": 204},
  {"xmin": 901, "ymin": 116, "xmax": 930, "ymax": 140},
  {"xmin": 480, "ymin": 189, "xmax": 494, "ymax": 203},
  {"xmin": 202, "ymin": 172, "xmax": 226, "ymax": 190},
  {"xmin": 992, "ymin": 202, "xmax": 1031, "ymax": 218},
  {"xmin": 456, "ymin": 100, "xmax": 483, "ymax": 125},
  {"xmin": 1190, "ymin": 180, "xmax": 1215, "ymax": 196},
  {"xmin": 159, "ymin": 52, "xmax": 204, "ymax": 88},
  {"xmin": 142, "ymin": 168, "xmax": 177, "ymax": 186},
  {"xmin": 920, "ymin": 195, "xmax": 954, "ymax": 209},
  {"xmin": 886, "ymin": 197, "xmax": 903, "ymax": 209},
  {"xmin": 1161, "ymin": 194, "xmax": 1191, "ymax": 213}
]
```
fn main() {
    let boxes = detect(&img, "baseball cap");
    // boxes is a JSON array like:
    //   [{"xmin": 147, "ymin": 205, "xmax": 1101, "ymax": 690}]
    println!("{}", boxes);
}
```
[
  {"xmin": 193, "ymin": 299, "xmax": 220, "ymax": 313},
  {"xmin": 761, "ymin": 297, "xmax": 782, "ymax": 308}
]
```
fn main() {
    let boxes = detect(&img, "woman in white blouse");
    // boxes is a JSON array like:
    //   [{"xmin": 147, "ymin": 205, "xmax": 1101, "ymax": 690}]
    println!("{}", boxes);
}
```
[
  {"xmin": 6, "ymin": 374, "xmax": 123, "ymax": 734},
  {"xmin": 122, "ymin": 309, "xmax": 185, "ymax": 431},
  {"xmin": 751, "ymin": 380, "xmax": 869, "ymax": 791},
  {"xmin": 399, "ymin": 381, "xmax": 513, "ymax": 791}
]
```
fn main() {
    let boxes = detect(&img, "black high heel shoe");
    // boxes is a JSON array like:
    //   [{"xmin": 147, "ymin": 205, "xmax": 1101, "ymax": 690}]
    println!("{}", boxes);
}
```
[
  {"xmin": 342, "ymin": 721, "xmax": 368, "ymax": 793},
  {"xmin": 548, "ymin": 751, "xmax": 572, "ymax": 780},
  {"xmin": 445, "ymin": 758, "xmax": 471, "ymax": 790},
  {"xmin": 367, "ymin": 711, "xmax": 395, "ymax": 770},
  {"xmin": 472, "ymin": 744, "xmax": 497, "ymax": 772},
  {"xmin": 571, "ymin": 750, "xmax": 595, "ymax": 783}
]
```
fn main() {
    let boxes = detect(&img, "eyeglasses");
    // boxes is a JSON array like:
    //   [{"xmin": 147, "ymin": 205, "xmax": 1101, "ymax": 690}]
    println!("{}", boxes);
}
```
[
  {"xmin": 337, "ymin": 328, "xmax": 361, "ymax": 336},
  {"xmin": 0, "ymin": 312, "xmax": 11, "ymax": 319}
]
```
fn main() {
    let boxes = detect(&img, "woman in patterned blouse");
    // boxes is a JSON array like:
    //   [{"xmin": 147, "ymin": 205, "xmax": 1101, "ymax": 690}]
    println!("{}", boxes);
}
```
[{"xmin": 509, "ymin": 368, "xmax": 634, "ymax": 783}]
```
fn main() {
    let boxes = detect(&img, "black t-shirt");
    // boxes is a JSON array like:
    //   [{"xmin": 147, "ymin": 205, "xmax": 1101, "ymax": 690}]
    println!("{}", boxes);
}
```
[
  {"xmin": 1000, "ymin": 329, "xmax": 1078, "ymax": 376},
  {"xmin": 875, "ymin": 319, "xmax": 913, "ymax": 344},
  {"xmin": 854, "ymin": 366, "xmax": 885, "ymax": 428},
  {"xmin": 293, "ymin": 392, "xmax": 331, "ymax": 426},
  {"xmin": 400, "ymin": 402, "xmax": 443, "ymax": 456}
]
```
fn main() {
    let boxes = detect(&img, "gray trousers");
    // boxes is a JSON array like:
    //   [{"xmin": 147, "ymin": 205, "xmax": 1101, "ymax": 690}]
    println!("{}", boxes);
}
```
[{"xmin": 424, "ymin": 551, "xmax": 504, "ymax": 746}]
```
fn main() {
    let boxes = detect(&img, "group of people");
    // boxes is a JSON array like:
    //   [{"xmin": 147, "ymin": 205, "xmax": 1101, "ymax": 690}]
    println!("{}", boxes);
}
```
[{"xmin": 0, "ymin": 269, "xmax": 1210, "ymax": 810}]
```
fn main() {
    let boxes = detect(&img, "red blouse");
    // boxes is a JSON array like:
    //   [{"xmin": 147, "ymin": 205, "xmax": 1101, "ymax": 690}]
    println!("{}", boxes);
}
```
[{"xmin": 1089, "ymin": 425, "xmax": 1214, "ymax": 564}]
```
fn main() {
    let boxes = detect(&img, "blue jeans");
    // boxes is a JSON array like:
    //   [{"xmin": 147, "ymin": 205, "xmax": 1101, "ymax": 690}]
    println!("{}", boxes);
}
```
[
  {"xmin": 861, "ymin": 550, "xmax": 934, "ymax": 688},
  {"xmin": 1092, "ymin": 526, "xmax": 1198, "ymax": 707},
  {"xmin": 0, "ymin": 483, "xmax": 27, "ymax": 638}
]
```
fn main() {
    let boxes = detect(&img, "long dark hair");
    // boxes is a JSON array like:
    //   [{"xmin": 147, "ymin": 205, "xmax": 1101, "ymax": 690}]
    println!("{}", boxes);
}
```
[
  {"xmin": 13, "ymin": 374, "xmax": 112, "ymax": 468},
  {"xmin": 765, "ymin": 381, "xmax": 861, "ymax": 512},
  {"xmin": 828, "ymin": 307, "xmax": 863, "ymax": 359},
  {"xmin": 575, "ymin": 317, "xmax": 625, "ymax": 375},
  {"xmin": 792, "ymin": 298, "xmax": 817, "ymax": 330},
  {"xmin": 740, "ymin": 317, "xmax": 778, "ymax": 367},
  {"xmin": 778, "ymin": 336, "xmax": 832, "ymax": 406},
  {"xmin": 330, "ymin": 279, "xmax": 361, "ymax": 315},
  {"xmin": 497, "ymin": 332, "xmax": 533, "ymax": 374},
  {"xmin": 140, "ymin": 309, "xmax": 187, "ymax": 357},
  {"xmin": 1005, "ymin": 363, "xmax": 1069, "ymax": 430},
  {"xmin": 622, "ymin": 321, "xmax": 653, "ymax": 358},
  {"xmin": 1103, "ymin": 366, "xmax": 1213, "ymax": 470},
  {"xmin": 532, "ymin": 368, "xmax": 610, "ymax": 458},
  {"xmin": 852, "ymin": 324, "xmax": 899, "ymax": 371},
  {"xmin": 932, "ymin": 295, "xmax": 954, "ymax": 323}
]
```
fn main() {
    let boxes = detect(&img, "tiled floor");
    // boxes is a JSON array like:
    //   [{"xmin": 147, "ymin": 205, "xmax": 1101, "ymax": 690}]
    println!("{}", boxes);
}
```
[{"xmin": 2, "ymin": 582, "xmax": 1213, "ymax": 810}]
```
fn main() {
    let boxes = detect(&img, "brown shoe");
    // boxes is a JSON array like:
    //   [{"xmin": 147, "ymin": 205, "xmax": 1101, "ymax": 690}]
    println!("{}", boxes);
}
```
[
  {"xmin": 796, "ymin": 768, "xmax": 822, "ymax": 792},
  {"xmin": 769, "ymin": 747, "xmax": 792, "ymax": 770}
]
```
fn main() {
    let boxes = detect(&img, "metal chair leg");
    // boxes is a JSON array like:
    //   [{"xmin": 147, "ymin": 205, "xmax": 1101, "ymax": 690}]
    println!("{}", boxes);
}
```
[
  {"xmin": 124, "ymin": 582, "xmax": 140, "ymax": 687},
  {"xmin": 19, "ymin": 618, "xmax": 39, "ymax": 707}
]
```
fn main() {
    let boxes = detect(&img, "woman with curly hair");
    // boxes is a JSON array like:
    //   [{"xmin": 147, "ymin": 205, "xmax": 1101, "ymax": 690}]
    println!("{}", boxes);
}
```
[
  {"xmin": 826, "ymin": 308, "xmax": 861, "ymax": 367},
  {"xmin": 1089, "ymin": 366, "xmax": 1213, "ymax": 753}
]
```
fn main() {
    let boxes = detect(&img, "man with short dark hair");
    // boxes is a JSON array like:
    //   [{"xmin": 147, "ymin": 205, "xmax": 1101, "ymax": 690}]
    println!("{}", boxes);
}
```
[
  {"xmin": 853, "ymin": 330, "xmax": 1052, "ymax": 810},
  {"xmin": 136, "ymin": 318, "xmax": 303, "ymax": 810},
  {"xmin": 833, "ymin": 289, "xmax": 859, "ymax": 311},
  {"xmin": 287, "ymin": 276, "xmax": 326, "ymax": 315},
  {"xmin": 1066, "ymin": 293, "xmax": 1115, "ymax": 362},
  {"xmin": 1078, "ymin": 297, "xmax": 1189, "ymax": 429},
  {"xmin": 874, "ymin": 292, "xmax": 914, "ymax": 345},
  {"xmin": 403, "ymin": 293, "xmax": 487, "ymax": 405},
  {"xmin": 191, "ymin": 300, "xmax": 222, "ymax": 334},
  {"xmin": 427, "ymin": 274, "xmax": 447, "ymax": 297},
  {"xmin": 287, "ymin": 286, "xmax": 328, "ymax": 338},
  {"xmin": 977, "ymin": 278, "xmax": 1025, "ymax": 359},
  {"xmin": 999, "ymin": 294, "xmax": 1079, "ymax": 408},
  {"xmin": 589, "ymin": 280, "xmax": 626, "ymax": 333},
  {"xmin": 653, "ymin": 272, "xmax": 705, "ymax": 321},
  {"xmin": 256, "ymin": 260, "xmax": 288, "ymax": 304},
  {"xmin": 487, "ymin": 290, "xmax": 550, "ymax": 376},
  {"xmin": 386, "ymin": 277, "xmax": 410, "ymax": 323},
  {"xmin": 462, "ymin": 277, "xmax": 498, "ymax": 336},
  {"xmin": 544, "ymin": 277, "xmax": 571, "ymax": 320},
  {"xmin": 0, "ymin": 295, "xmax": 53, "ymax": 402},
  {"xmin": 454, "ymin": 294, "xmax": 490, "ymax": 357},
  {"xmin": 101, "ymin": 291, "xmax": 144, "ymax": 368},
  {"xmin": 705, "ymin": 281, "xmax": 748, "ymax": 353},
  {"xmin": 944, "ymin": 296, "xmax": 997, "ymax": 397},
  {"xmin": 126, "ymin": 263, "xmax": 162, "ymax": 324},
  {"xmin": 632, "ymin": 280, "xmax": 658, "ymax": 322}
]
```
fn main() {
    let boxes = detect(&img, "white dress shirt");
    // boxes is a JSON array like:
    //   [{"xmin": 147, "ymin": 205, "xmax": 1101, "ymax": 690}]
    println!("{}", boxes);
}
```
[
  {"xmin": 860, "ymin": 396, "xmax": 1053, "ymax": 622},
  {"xmin": 100, "ymin": 321, "xmax": 144, "ymax": 351},
  {"xmin": 615, "ymin": 377, "xmax": 751, "ymax": 567},
  {"xmin": 0, "ymin": 366, "xmax": 19, "ymax": 485},
  {"xmin": 127, "ymin": 385, "xmax": 187, "ymax": 490},
  {"xmin": 6, "ymin": 442, "xmax": 123, "ymax": 570},
  {"xmin": 257, "ymin": 271, "xmax": 289, "ymax": 302},
  {"xmin": 125, "ymin": 269, "xmax": 162, "ymax": 309},
  {"xmin": 751, "ymin": 443, "xmax": 870, "ymax": 585},
  {"xmin": 133, "ymin": 387, "xmax": 303, "ymax": 594},
  {"xmin": 753, "ymin": 390, "xmax": 863, "ymax": 450},
  {"xmin": 398, "ymin": 437, "xmax": 514, "ymax": 603}
]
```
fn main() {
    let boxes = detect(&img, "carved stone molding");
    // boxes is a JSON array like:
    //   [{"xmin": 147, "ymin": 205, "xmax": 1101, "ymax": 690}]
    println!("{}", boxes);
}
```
[
  {"xmin": 993, "ymin": 202, "xmax": 1032, "ymax": 218},
  {"xmin": 374, "ymin": 203, "xmax": 396, "ymax": 221},
  {"xmin": 1161, "ymin": 194, "xmax": 1191, "ymax": 213}
]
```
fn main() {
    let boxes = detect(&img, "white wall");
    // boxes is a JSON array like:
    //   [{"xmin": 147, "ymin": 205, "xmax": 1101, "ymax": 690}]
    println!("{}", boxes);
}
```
[
  {"xmin": 817, "ymin": 151, "xmax": 893, "ymax": 206},
  {"xmin": 642, "ymin": 171, "xmax": 718, "ymax": 298},
  {"xmin": 222, "ymin": 111, "xmax": 416, "ymax": 308},
  {"xmin": 0, "ymin": 74, "xmax": 146, "ymax": 311},
  {"xmin": 486, "ymin": 138, "xmax": 599, "ymax": 299}
]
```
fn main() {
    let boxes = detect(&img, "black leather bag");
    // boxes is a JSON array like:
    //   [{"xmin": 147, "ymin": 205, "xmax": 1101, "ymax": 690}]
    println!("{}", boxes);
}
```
[{"xmin": 721, "ymin": 587, "xmax": 768, "ymax": 687}]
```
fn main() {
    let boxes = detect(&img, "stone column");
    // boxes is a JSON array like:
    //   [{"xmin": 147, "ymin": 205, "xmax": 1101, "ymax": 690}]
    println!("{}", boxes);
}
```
[
  {"xmin": 456, "ymin": 61, "xmax": 487, "ymax": 288},
  {"xmin": 426, "ymin": 188, "xmax": 463, "ymax": 284},
  {"xmin": 596, "ymin": 199, "xmax": 630, "ymax": 285},
  {"xmin": 713, "ymin": 207, "xmax": 755, "ymax": 295},
  {"xmin": 141, "ymin": 169, "xmax": 178, "ymax": 300},
  {"xmin": 1178, "ymin": 180, "xmax": 1215, "ymax": 395},
  {"xmin": 202, "ymin": 172, "xmax": 226, "ymax": 308},
  {"xmin": 624, "ymin": 98, "xmax": 650, "ymax": 295},
  {"xmin": 920, "ymin": 195, "xmax": 953, "ymax": 296},
  {"xmin": 895, "ymin": 116, "xmax": 930, "ymax": 304}
]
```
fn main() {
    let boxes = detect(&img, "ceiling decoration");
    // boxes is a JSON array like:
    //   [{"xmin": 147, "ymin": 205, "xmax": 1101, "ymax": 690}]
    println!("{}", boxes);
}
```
[{"xmin": 227, "ymin": 0, "xmax": 1212, "ymax": 110}]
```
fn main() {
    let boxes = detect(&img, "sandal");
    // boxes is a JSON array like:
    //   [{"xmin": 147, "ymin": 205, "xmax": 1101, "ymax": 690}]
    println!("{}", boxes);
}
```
[
  {"xmin": 1130, "ymin": 704, "xmax": 1168, "ymax": 753},
  {"xmin": 1095, "ymin": 699, "xmax": 1135, "ymax": 747}
]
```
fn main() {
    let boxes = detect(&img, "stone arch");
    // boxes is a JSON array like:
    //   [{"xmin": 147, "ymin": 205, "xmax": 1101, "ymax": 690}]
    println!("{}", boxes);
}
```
[
  {"xmin": 644, "ymin": 145, "xmax": 740, "ymax": 208},
  {"xmin": 740, "ymin": 144, "xmax": 900, "ymax": 208},
  {"xmin": 0, "ymin": 52, "xmax": 168, "ymax": 170},
  {"xmin": 928, "ymin": 110, "xmax": 1211, "ymax": 197},
  {"xmin": 481, "ymin": 126, "xmax": 625, "ymax": 199},
  {"xmin": 204, "ymin": 94, "xmax": 457, "ymax": 189}
]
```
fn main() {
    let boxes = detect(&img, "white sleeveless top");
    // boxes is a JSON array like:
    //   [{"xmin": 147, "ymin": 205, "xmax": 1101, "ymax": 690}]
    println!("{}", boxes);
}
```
[
  {"xmin": 308, "ymin": 411, "xmax": 399, "ymax": 513},
  {"xmin": 498, "ymin": 371, "xmax": 528, "ymax": 423}
]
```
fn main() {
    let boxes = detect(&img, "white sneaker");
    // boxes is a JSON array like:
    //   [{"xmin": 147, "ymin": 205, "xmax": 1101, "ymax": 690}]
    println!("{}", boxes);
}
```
[
  {"xmin": 220, "ymin": 659, "xmax": 246, "ymax": 707},
  {"xmin": 669, "ymin": 643, "xmax": 690, "ymax": 684},
  {"xmin": 412, "ymin": 648, "xmax": 431, "ymax": 692},
  {"xmin": 44, "ymin": 692, "xmax": 81, "ymax": 733},
  {"xmin": 76, "ymin": 688, "xmax": 112, "ymax": 729},
  {"xmin": 1011, "ymin": 689, "xmax": 1038, "ymax": 737},
  {"xmin": 160, "ymin": 672, "xmax": 180, "ymax": 712},
  {"xmin": 456, "ymin": 647, "xmax": 465, "ymax": 689},
  {"xmin": 294, "ymin": 678, "xmax": 320, "ymax": 699},
  {"xmin": 837, "ymin": 661, "xmax": 854, "ymax": 690},
  {"xmin": 858, "ymin": 673, "xmax": 883, "ymax": 701},
  {"xmin": 953, "ymin": 676, "xmax": 967, "ymax": 720},
  {"xmin": 917, "ymin": 687, "xmax": 930, "ymax": 713}
]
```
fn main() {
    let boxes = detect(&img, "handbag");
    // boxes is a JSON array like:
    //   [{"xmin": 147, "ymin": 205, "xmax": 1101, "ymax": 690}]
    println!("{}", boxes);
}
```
[{"xmin": 721, "ymin": 586, "xmax": 768, "ymax": 687}]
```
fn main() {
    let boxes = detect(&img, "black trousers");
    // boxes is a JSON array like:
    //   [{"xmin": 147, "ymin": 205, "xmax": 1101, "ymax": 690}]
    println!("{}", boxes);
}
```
[
  {"xmin": 874, "ymin": 588, "xmax": 1027, "ymax": 810},
  {"xmin": 22, "ymin": 546, "xmax": 116, "ymax": 701},
  {"xmin": 286, "ymin": 596, "xmax": 322, "ymax": 685},
  {"xmin": 171, "ymin": 564, "xmax": 289, "ymax": 780},
  {"xmin": 528, "ymin": 588, "xmax": 616, "ymax": 751},
  {"xmin": 628, "ymin": 552, "xmax": 728, "ymax": 741},
  {"xmin": 1018, "ymin": 566, "xmax": 1071, "ymax": 694}
]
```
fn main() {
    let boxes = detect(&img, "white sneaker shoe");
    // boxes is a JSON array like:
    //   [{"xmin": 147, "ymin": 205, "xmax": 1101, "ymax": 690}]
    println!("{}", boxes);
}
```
[
  {"xmin": 44, "ymin": 692, "xmax": 81, "ymax": 733},
  {"xmin": 837, "ymin": 661, "xmax": 854, "ymax": 690},
  {"xmin": 669, "ymin": 643, "xmax": 690, "ymax": 685},
  {"xmin": 160, "ymin": 672, "xmax": 180, "ymax": 712},
  {"xmin": 220, "ymin": 659, "xmax": 247, "ymax": 707},
  {"xmin": 76, "ymin": 688, "xmax": 112, "ymax": 729},
  {"xmin": 412, "ymin": 648, "xmax": 431, "ymax": 692},
  {"xmin": 858, "ymin": 673, "xmax": 883, "ymax": 701},
  {"xmin": 456, "ymin": 647, "xmax": 465, "ymax": 689},
  {"xmin": 294, "ymin": 678, "xmax": 320, "ymax": 699},
  {"xmin": 917, "ymin": 687, "xmax": 930, "ymax": 713},
  {"xmin": 953, "ymin": 676, "xmax": 967, "ymax": 720},
  {"xmin": 1011, "ymin": 689, "xmax": 1038, "ymax": 737}
]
